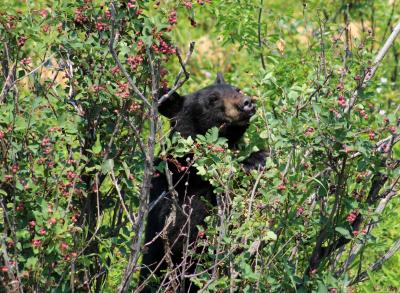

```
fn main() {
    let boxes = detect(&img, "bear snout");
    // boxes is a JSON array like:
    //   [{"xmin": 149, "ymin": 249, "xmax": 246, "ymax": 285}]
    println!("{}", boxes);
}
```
[{"xmin": 241, "ymin": 97, "xmax": 256, "ymax": 115}]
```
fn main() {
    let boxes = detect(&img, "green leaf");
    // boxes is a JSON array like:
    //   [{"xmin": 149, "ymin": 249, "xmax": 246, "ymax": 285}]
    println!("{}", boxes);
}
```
[
  {"xmin": 92, "ymin": 134, "xmax": 102, "ymax": 155},
  {"xmin": 102, "ymin": 159, "xmax": 114, "ymax": 174},
  {"xmin": 335, "ymin": 227, "xmax": 351, "ymax": 239},
  {"xmin": 259, "ymin": 130, "xmax": 269, "ymax": 139},
  {"xmin": 209, "ymin": 127, "xmax": 219, "ymax": 143},
  {"xmin": 264, "ymin": 230, "xmax": 277, "ymax": 241},
  {"xmin": 196, "ymin": 165, "xmax": 206, "ymax": 176},
  {"xmin": 317, "ymin": 281, "xmax": 328, "ymax": 293},
  {"xmin": 16, "ymin": 230, "xmax": 30, "ymax": 240},
  {"xmin": 25, "ymin": 257, "xmax": 38, "ymax": 269}
]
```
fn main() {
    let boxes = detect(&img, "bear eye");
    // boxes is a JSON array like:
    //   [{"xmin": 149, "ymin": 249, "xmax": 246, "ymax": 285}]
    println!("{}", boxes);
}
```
[{"xmin": 208, "ymin": 94, "xmax": 219, "ymax": 105}]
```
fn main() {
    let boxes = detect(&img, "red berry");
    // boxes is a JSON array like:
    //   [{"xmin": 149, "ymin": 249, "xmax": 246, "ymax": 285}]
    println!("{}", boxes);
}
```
[
  {"xmin": 32, "ymin": 239, "xmax": 42, "ymax": 248},
  {"xmin": 336, "ymin": 83, "xmax": 344, "ymax": 91},
  {"xmin": 296, "ymin": 206, "xmax": 305, "ymax": 216},
  {"xmin": 388, "ymin": 125, "xmax": 397, "ymax": 134},
  {"xmin": 310, "ymin": 268, "xmax": 317, "ymax": 275},
  {"xmin": 11, "ymin": 164, "xmax": 18, "ymax": 173},
  {"xmin": 96, "ymin": 21, "xmax": 106, "ymax": 31},
  {"xmin": 6, "ymin": 240, "xmax": 14, "ymax": 248},
  {"xmin": 111, "ymin": 66, "xmax": 120, "ymax": 75},
  {"xmin": 337, "ymin": 95, "xmax": 346, "ymax": 108},
  {"xmin": 20, "ymin": 58, "xmax": 31, "ymax": 65},
  {"xmin": 304, "ymin": 127, "xmax": 315, "ymax": 136},
  {"xmin": 60, "ymin": 242, "xmax": 69, "ymax": 251},
  {"xmin": 17, "ymin": 35, "xmax": 26, "ymax": 46},
  {"xmin": 48, "ymin": 217, "xmax": 57, "ymax": 225},
  {"xmin": 368, "ymin": 131, "xmax": 375, "ymax": 140},
  {"xmin": 16, "ymin": 202, "xmax": 24, "ymax": 211},
  {"xmin": 71, "ymin": 214, "xmax": 79, "ymax": 223},
  {"xmin": 183, "ymin": 1, "xmax": 193, "ymax": 8},
  {"xmin": 39, "ymin": 228, "xmax": 46, "ymax": 235},
  {"xmin": 39, "ymin": 9, "xmax": 48, "ymax": 17},
  {"xmin": 277, "ymin": 184, "xmax": 286, "ymax": 191},
  {"xmin": 346, "ymin": 211, "xmax": 357, "ymax": 223},
  {"xmin": 168, "ymin": 10, "xmax": 177, "ymax": 25}
]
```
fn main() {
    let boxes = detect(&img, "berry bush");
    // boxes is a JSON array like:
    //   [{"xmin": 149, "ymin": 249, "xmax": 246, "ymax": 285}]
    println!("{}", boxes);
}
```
[{"xmin": 0, "ymin": 0, "xmax": 399, "ymax": 292}]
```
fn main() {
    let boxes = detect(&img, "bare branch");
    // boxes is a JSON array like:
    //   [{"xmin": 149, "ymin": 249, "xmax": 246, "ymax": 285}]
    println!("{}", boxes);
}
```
[
  {"xmin": 346, "ymin": 22, "xmax": 400, "ymax": 112},
  {"xmin": 247, "ymin": 169, "xmax": 265, "ymax": 220},
  {"xmin": 336, "ymin": 176, "xmax": 399, "ymax": 276},
  {"xmin": 350, "ymin": 238, "xmax": 400, "ymax": 285},
  {"xmin": 157, "ymin": 42, "xmax": 195, "ymax": 105},
  {"xmin": 257, "ymin": 0, "xmax": 266, "ymax": 70},
  {"xmin": 110, "ymin": 168, "xmax": 136, "ymax": 227},
  {"xmin": 0, "ymin": 64, "xmax": 16, "ymax": 104}
]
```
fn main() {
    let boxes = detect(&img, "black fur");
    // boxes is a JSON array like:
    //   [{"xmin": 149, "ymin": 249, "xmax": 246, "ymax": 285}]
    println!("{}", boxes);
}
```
[{"xmin": 140, "ymin": 74, "xmax": 266, "ymax": 292}]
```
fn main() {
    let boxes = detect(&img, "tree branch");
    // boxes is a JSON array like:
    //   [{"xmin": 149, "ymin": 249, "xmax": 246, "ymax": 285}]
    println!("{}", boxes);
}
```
[
  {"xmin": 157, "ymin": 42, "xmax": 195, "ymax": 105},
  {"xmin": 350, "ymin": 238, "xmax": 400, "ymax": 285},
  {"xmin": 346, "ymin": 21, "xmax": 400, "ymax": 113}
]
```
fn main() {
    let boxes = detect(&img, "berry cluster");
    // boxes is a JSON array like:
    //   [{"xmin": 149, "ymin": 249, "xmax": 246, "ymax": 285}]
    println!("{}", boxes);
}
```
[
  {"xmin": 337, "ymin": 95, "xmax": 346, "ymax": 108},
  {"xmin": 127, "ymin": 55, "xmax": 144, "ymax": 71},
  {"xmin": 346, "ymin": 211, "xmax": 358, "ymax": 224},
  {"xmin": 168, "ymin": 10, "xmax": 177, "ymax": 25}
]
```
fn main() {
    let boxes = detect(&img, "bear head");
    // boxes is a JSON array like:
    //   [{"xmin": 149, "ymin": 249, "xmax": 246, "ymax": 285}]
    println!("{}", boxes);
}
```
[{"xmin": 158, "ymin": 73, "xmax": 256, "ymax": 147}]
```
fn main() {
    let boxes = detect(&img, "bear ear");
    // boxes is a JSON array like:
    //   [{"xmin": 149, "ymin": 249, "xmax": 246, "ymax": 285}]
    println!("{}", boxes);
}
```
[
  {"xmin": 215, "ymin": 72, "xmax": 226, "ymax": 84},
  {"xmin": 157, "ymin": 88, "xmax": 184, "ymax": 118}
]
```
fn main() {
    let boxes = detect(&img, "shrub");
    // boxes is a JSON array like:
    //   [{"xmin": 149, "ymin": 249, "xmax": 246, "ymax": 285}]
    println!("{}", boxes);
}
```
[{"xmin": 0, "ymin": 0, "xmax": 399, "ymax": 292}]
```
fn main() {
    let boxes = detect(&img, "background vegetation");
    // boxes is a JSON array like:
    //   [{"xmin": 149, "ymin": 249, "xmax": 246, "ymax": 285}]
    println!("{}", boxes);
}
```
[{"xmin": 0, "ymin": 0, "xmax": 399, "ymax": 292}]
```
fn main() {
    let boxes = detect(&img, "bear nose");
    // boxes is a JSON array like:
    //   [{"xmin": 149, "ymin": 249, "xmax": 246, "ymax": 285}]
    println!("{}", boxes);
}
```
[{"xmin": 242, "ymin": 97, "xmax": 255, "ymax": 114}]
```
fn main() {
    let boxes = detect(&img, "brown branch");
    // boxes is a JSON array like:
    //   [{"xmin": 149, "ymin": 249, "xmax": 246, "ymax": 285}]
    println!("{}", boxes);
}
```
[
  {"xmin": 336, "ymin": 176, "xmax": 400, "ymax": 277},
  {"xmin": 312, "ymin": 172, "xmax": 388, "ymax": 269},
  {"xmin": 345, "ymin": 21, "xmax": 400, "ymax": 113},
  {"xmin": 350, "ymin": 238, "xmax": 400, "ymax": 285},
  {"xmin": 110, "ymin": 168, "xmax": 136, "ymax": 227},
  {"xmin": 257, "ymin": 0, "xmax": 266, "ymax": 70},
  {"xmin": 307, "ymin": 155, "xmax": 348, "ymax": 273},
  {"xmin": 0, "ymin": 199, "xmax": 23, "ymax": 293},
  {"xmin": 0, "ymin": 63, "xmax": 16, "ymax": 104},
  {"xmin": 157, "ymin": 42, "xmax": 195, "ymax": 105}
]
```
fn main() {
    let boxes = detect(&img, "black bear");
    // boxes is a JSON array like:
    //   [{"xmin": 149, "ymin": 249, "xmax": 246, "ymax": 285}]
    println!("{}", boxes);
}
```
[{"xmin": 140, "ymin": 73, "xmax": 266, "ymax": 292}]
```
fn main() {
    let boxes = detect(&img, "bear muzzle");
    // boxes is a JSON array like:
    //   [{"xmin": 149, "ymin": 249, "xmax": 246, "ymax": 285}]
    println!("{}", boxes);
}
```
[{"xmin": 241, "ymin": 97, "xmax": 256, "ymax": 115}]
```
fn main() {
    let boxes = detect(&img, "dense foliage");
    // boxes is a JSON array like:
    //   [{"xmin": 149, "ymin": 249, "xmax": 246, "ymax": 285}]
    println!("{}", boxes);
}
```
[{"xmin": 0, "ymin": 0, "xmax": 399, "ymax": 292}]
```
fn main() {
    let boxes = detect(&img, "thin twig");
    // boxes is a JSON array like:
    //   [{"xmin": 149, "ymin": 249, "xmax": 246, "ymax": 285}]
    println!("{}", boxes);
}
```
[
  {"xmin": 247, "ymin": 169, "xmax": 265, "ymax": 220},
  {"xmin": 158, "ymin": 42, "xmax": 195, "ymax": 105},
  {"xmin": 257, "ymin": 0, "xmax": 266, "ymax": 70},
  {"xmin": 110, "ymin": 168, "xmax": 136, "ymax": 227}
]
